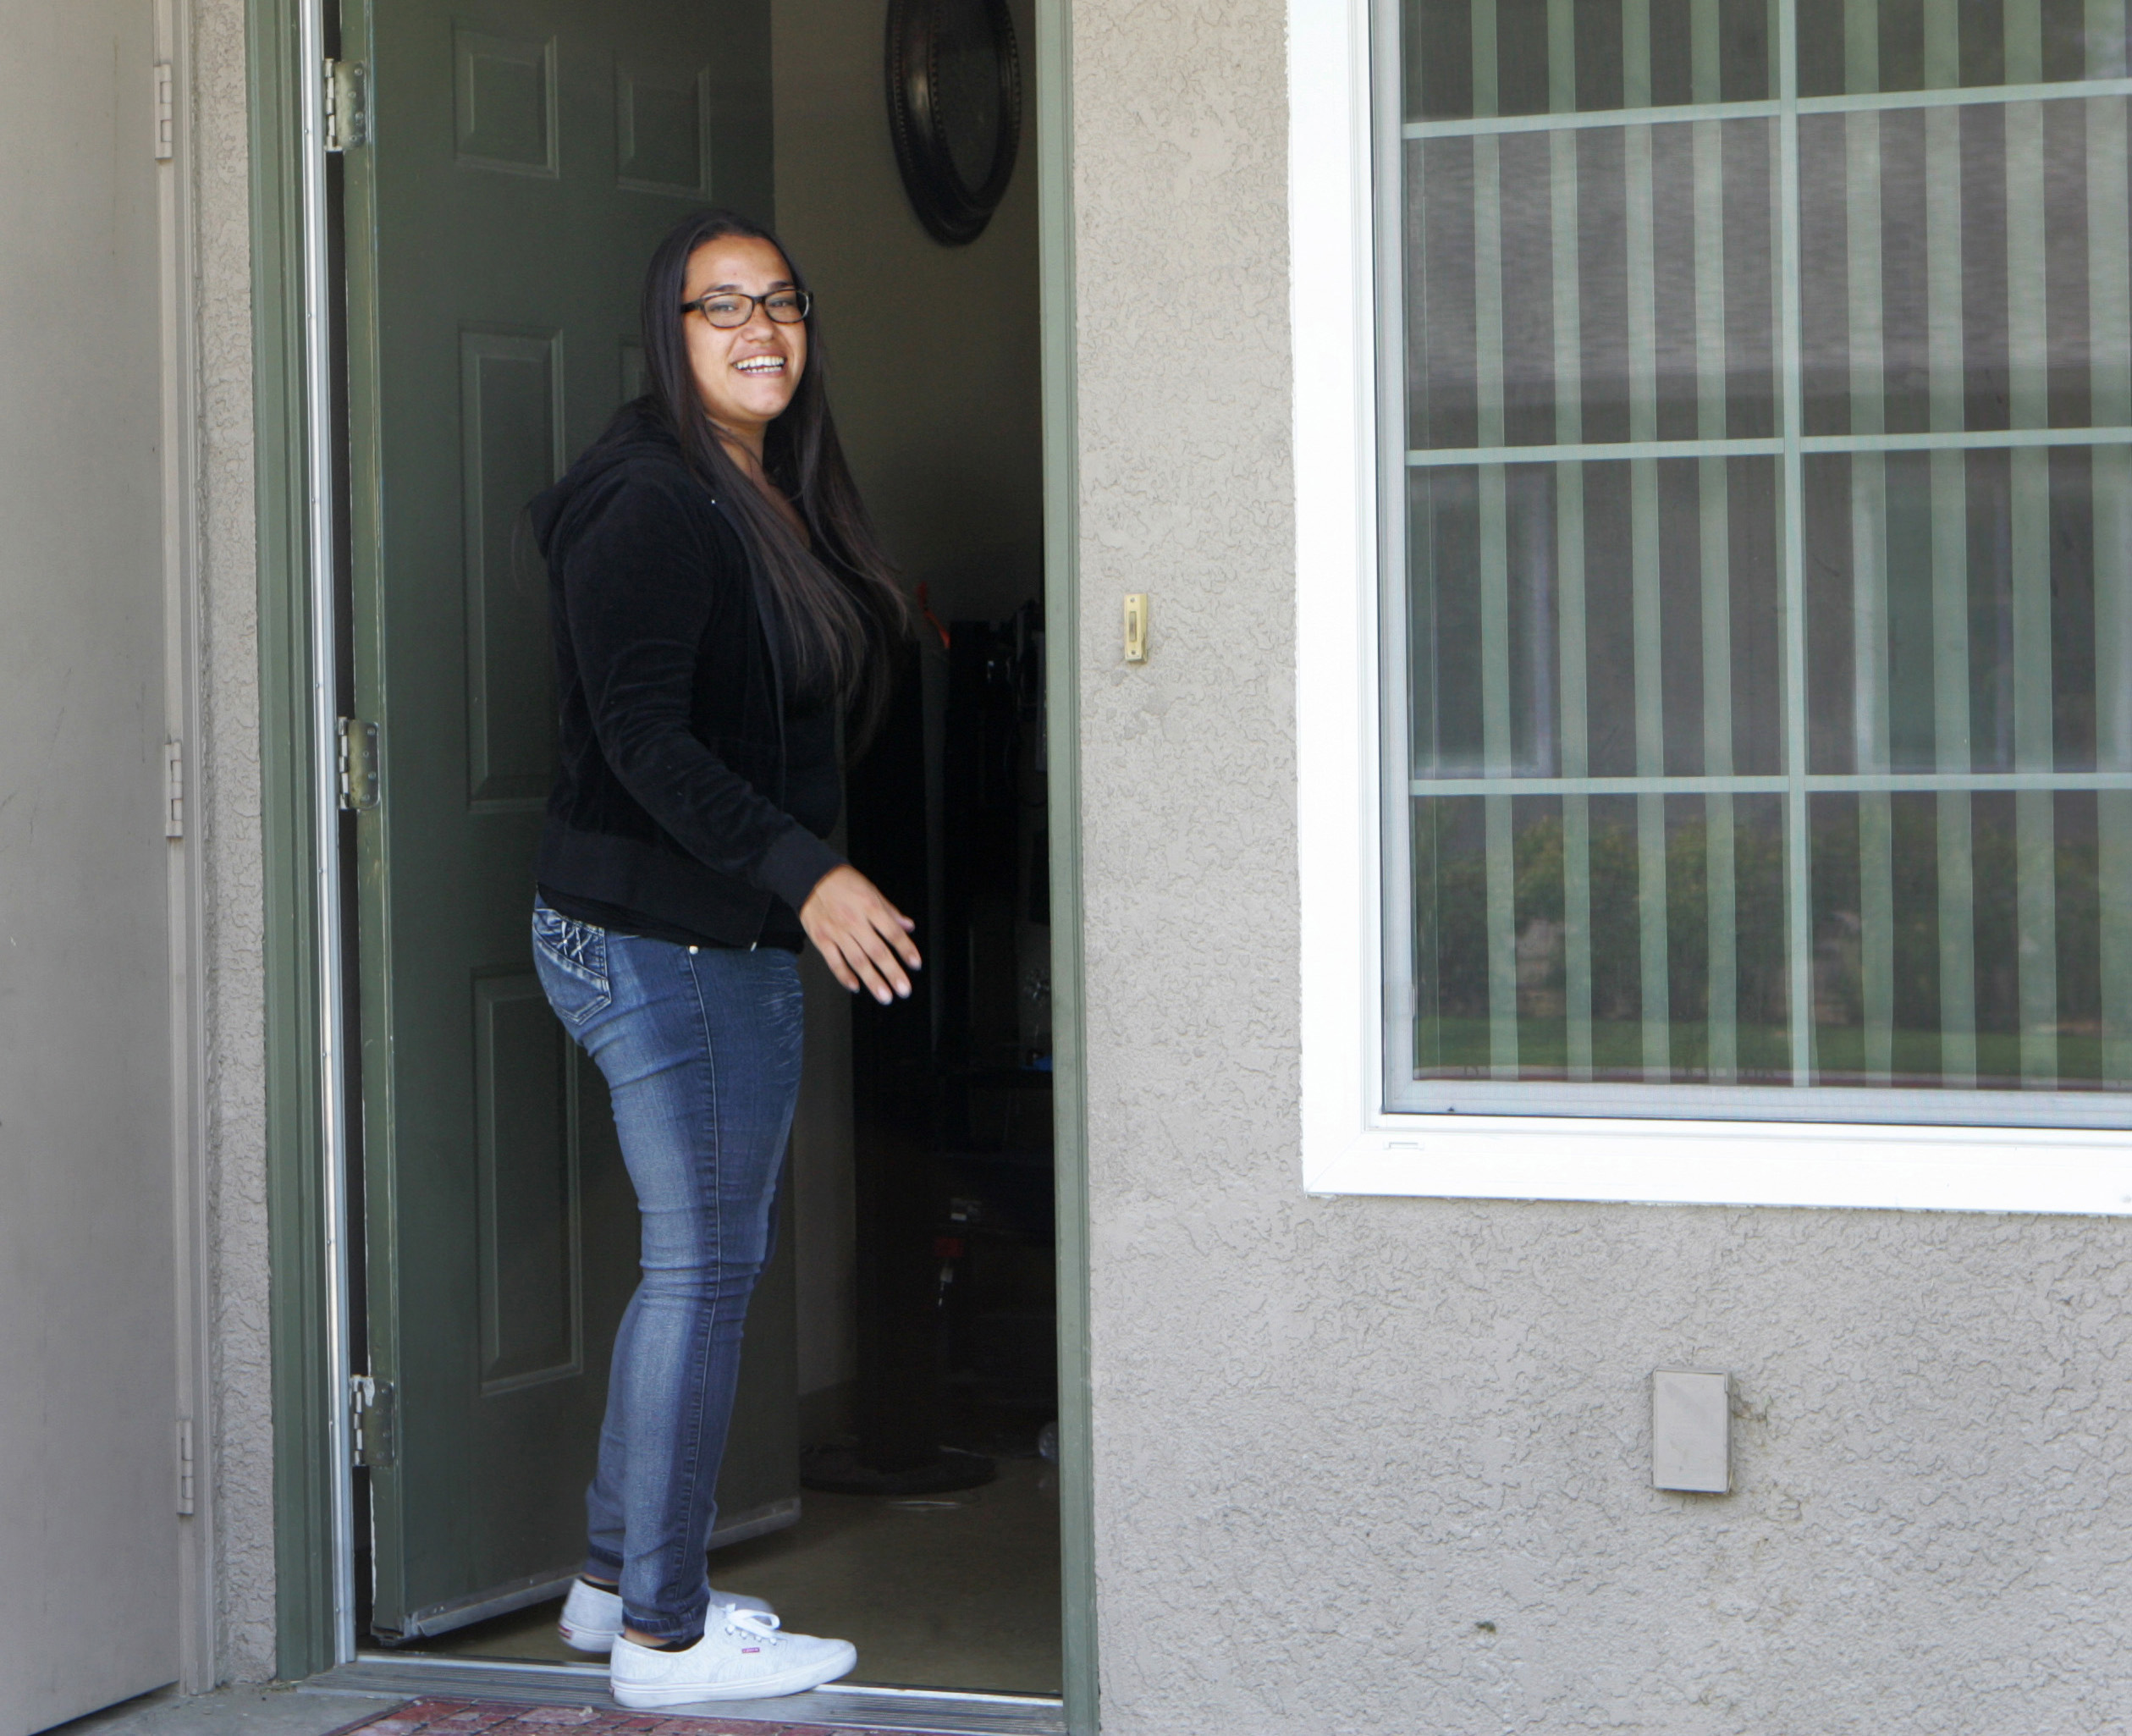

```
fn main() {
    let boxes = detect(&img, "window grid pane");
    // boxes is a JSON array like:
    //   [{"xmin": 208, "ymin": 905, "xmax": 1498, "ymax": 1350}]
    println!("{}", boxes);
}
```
[{"xmin": 1384, "ymin": 0, "xmax": 2132, "ymax": 1121}]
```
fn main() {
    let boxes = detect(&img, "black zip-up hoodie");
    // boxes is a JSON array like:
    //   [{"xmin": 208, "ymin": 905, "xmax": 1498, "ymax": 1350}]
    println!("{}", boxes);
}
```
[{"xmin": 530, "ymin": 403, "xmax": 843, "ymax": 947}]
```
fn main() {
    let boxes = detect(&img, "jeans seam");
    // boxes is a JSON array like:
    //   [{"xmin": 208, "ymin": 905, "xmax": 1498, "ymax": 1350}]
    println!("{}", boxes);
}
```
[{"xmin": 669, "ymin": 943, "xmax": 723, "ymax": 1633}]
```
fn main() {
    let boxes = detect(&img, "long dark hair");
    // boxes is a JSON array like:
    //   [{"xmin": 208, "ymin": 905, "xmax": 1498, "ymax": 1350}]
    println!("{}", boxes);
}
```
[{"xmin": 638, "ymin": 207, "xmax": 909, "ymax": 740}]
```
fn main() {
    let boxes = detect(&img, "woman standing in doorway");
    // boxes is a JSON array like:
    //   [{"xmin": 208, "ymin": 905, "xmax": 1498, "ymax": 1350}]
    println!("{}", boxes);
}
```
[{"xmin": 527, "ymin": 208, "xmax": 917, "ymax": 1706}]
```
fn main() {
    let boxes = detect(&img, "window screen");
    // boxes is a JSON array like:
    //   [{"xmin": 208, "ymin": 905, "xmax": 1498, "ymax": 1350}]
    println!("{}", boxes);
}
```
[{"xmin": 1381, "ymin": 0, "xmax": 2132, "ymax": 1124}]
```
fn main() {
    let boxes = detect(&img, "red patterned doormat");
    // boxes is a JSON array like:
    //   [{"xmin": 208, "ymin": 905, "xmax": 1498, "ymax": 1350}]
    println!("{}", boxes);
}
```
[{"xmin": 327, "ymin": 1697, "xmax": 901, "ymax": 1736}]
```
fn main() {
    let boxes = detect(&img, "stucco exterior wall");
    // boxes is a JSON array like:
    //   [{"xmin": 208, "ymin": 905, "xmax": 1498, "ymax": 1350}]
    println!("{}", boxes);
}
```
[
  {"xmin": 191, "ymin": 0, "xmax": 277, "ymax": 1684},
  {"xmin": 168, "ymin": 0, "xmax": 2132, "ymax": 1711},
  {"xmin": 1070, "ymin": 8, "xmax": 2132, "ymax": 1736}
]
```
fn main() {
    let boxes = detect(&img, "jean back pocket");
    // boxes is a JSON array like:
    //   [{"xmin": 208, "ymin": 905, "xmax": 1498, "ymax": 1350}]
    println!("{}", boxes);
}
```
[{"xmin": 532, "ymin": 901, "xmax": 612, "ymax": 1026}]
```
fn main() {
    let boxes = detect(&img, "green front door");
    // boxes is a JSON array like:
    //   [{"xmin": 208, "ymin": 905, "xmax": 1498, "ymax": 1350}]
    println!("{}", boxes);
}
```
[{"xmin": 340, "ymin": 0, "xmax": 795, "ymax": 1640}]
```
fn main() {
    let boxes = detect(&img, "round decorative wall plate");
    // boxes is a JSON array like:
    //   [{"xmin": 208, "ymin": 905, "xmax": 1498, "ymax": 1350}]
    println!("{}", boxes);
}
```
[{"xmin": 885, "ymin": 0, "xmax": 1022, "ymax": 245}]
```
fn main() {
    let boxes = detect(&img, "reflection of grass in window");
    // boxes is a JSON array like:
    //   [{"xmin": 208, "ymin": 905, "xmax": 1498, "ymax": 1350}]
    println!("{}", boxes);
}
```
[
  {"xmin": 2053, "ymin": 1033, "xmax": 2104, "ymax": 1083},
  {"xmin": 1812, "ymin": 1029, "xmax": 2086, "ymax": 1091},
  {"xmin": 1414, "ymin": 1017, "xmax": 1491, "ymax": 1075},
  {"xmin": 1969, "ymin": 796, "xmax": 2021, "ymax": 1044},
  {"xmin": 2054, "ymin": 801, "xmax": 2103, "ymax": 1083},
  {"xmin": 1413, "ymin": 1018, "xmax": 1794, "ymax": 1082},
  {"xmin": 1412, "ymin": 796, "xmax": 2106, "ymax": 1092},
  {"xmin": 1802, "ymin": 797, "xmax": 2106, "ymax": 1091},
  {"xmin": 1512, "ymin": 801, "xmax": 1566, "ymax": 1067},
  {"xmin": 1584, "ymin": 817, "xmax": 1644, "ymax": 1028},
  {"xmin": 1415, "ymin": 1018, "xmax": 2102, "ymax": 1094},
  {"xmin": 1413, "ymin": 805, "xmax": 1793, "ymax": 1083}
]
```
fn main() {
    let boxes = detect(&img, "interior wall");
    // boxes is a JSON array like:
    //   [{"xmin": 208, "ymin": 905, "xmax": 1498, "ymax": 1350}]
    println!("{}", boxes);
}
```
[
  {"xmin": 770, "ymin": 0, "xmax": 1043, "ymax": 626},
  {"xmin": 769, "ymin": 0, "xmax": 1044, "ymax": 1418},
  {"xmin": 1070, "ymin": 3, "xmax": 2132, "ymax": 1733}
]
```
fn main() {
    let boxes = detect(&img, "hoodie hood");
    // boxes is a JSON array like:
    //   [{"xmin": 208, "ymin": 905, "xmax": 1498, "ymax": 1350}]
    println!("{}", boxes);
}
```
[{"xmin": 529, "ymin": 398, "xmax": 695, "ymax": 568}]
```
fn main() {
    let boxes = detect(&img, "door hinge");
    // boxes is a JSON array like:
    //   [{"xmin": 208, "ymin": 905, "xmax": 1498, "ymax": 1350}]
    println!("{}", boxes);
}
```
[
  {"xmin": 351, "ymin": 1375, "xmax": 397, "ymax": 1469},
  {"xmin": 177, "ymin": 1416, "xmax": 196, "ymax": 1514},
  {"xmin": 338, "ymin": 717, "xmax": 380, "ymax": 812},
  {"xmin": 164, "ymin": 739, "xmax": 185, "ymax": 839},
  {"xmin": 324, "ymin": 58, "xmax": 368, "ymax": 152},
  {"xmin": 153, "ymin": 63, "xmax": 174, "ymax": 161}
]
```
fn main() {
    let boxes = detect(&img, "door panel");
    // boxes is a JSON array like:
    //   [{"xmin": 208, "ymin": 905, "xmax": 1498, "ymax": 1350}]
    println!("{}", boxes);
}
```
[
  {"xmin": 0, "ymin": 3, "xmax": 177, "ymax": 1729},
  {"xmin": 344, "ymin": 0, "xmax": 794, "ymax": 1640},
  {"xmin": 460, "ymin": 328, "xmax": 564, "ymax": 806},
  {"xmin": 472, "ymin": 973, "xmax": 581, "ymax": 1394}
]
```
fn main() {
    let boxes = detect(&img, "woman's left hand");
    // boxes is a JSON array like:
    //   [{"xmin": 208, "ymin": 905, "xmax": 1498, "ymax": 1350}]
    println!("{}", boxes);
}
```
[{"xmin": 800, "ymin": 865, "xmax": 922, "ymax": 1004}]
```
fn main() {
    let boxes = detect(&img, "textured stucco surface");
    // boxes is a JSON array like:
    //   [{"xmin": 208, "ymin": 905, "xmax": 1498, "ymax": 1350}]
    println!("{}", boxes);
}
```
[
  {"xmin": 164, "ymin": 0, "xmax": 2132, "ymax": 1714},
  {"xmin": 1069, "ymin": 5, "xmax": 2132, "ymax": 1736},
  {"xmin": 191, "ymin": 0, "xmax": 277, "ymax": 1684}
]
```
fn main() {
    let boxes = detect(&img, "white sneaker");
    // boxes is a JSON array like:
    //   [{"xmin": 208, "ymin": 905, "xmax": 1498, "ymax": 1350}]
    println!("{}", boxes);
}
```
[
  {"xmin": 608, "ymin": 1606, "xmax": 857, "ymax": 1706},
  {"xmin": 557, "ymin": 1577, "xmax": 773, "ymax": 1655}
]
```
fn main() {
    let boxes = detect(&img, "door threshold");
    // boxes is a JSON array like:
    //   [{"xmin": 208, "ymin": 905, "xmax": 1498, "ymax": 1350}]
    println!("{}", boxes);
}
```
[{"xmin": 302, "ymin": 1657, "xmax": 1066, "ymax": 1735}]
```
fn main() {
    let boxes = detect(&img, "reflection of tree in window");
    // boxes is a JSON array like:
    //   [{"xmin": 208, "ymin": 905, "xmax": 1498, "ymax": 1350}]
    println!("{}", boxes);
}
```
[{"xmin": 1386, "ymin": 0, "xmax": 2132, "ymax": 1111}]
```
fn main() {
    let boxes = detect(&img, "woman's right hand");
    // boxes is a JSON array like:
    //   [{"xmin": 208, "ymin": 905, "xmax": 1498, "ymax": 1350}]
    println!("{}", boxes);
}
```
[{"xmin": 800, "ymin": 865, "xmax": 922, "ymax": 1004}]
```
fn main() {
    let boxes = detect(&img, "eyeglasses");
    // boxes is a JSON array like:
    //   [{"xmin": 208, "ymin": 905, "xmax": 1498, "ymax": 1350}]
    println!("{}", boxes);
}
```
[{"xmin": 680, "ymin": 288, "xmax": 813, "ymax": 328}]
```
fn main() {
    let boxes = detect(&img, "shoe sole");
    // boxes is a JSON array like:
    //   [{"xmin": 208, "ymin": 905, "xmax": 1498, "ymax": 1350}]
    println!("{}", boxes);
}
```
[
  {"xmin": 609, "ymin": 1645, "xmax": 857, "ymax": 1706},
  {"xmin": 558, "ymin": 1622, "xmax": 617, "ymax": 1656}
]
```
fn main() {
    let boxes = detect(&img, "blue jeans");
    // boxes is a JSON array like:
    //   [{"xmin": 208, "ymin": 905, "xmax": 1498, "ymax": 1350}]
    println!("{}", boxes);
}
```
[{"xmin": 532, "ymin": 897, "xmax": 804, "ymax": 1643}]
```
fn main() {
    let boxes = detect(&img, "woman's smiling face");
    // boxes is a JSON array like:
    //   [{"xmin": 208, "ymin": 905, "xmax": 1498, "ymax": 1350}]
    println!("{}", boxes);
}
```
[{"xmin": 681, "ymin": 234, "xmax": 807, "ymax": 449}]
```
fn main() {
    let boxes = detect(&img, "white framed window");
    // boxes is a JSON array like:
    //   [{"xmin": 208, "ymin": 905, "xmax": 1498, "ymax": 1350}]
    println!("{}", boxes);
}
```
[{"xmin": 1293, "ymin": 0, "xmax": 2132, "ymax": 1210}]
